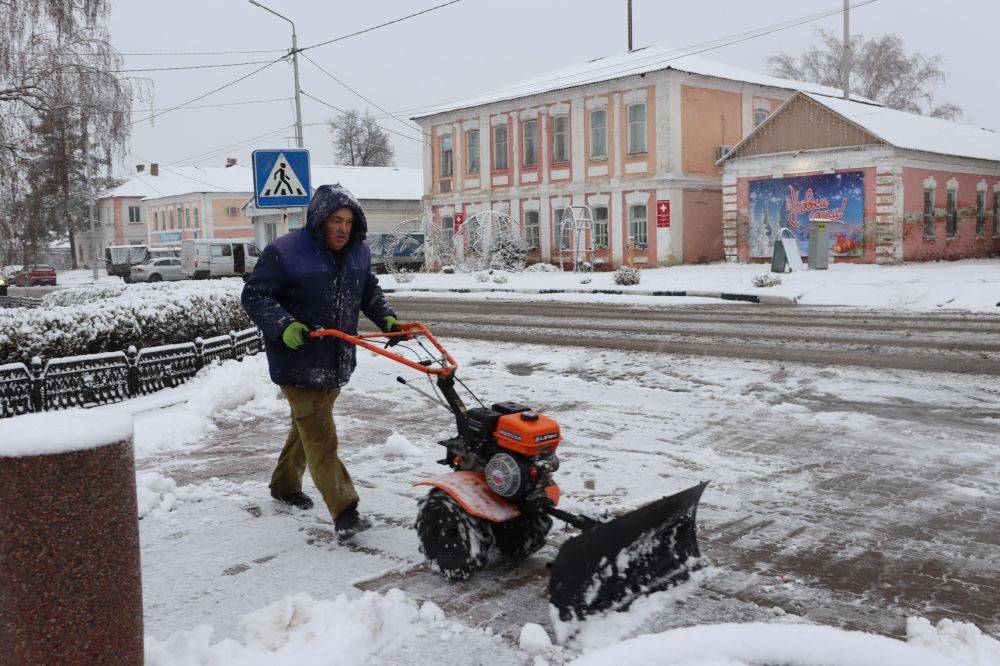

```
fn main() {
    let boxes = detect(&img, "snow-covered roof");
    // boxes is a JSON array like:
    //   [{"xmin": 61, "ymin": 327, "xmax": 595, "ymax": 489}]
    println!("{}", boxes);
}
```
[
  {"xmin": 100, "ymin": 165, "xmax": 254, "ymax": 201},
  {"xmin": 412, "ymin": 45, "xmax": 863, "ymax": 119},
  {"xmin": 103, "ymin": 164, "xmax": 422, "ymax": 204},
  {"xmin": 309, "ymin": 165, "xmax": 422, "ymax": 201},
  {"xmin": 802, "ymin": 92, "xmax": 1000, "ymax": 163}
]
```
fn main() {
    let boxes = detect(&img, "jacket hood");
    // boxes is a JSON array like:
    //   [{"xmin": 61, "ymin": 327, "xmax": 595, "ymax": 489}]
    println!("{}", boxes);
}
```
[{"xmin": 306, "ymin": 183, "xmax": 368, "ymax": 246}]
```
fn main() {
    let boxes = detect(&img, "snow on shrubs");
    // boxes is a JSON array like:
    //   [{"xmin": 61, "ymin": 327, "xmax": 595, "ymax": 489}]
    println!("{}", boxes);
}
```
[
  {"xmin": 0, "ymin": 279, "xmax": 251, "ymax": 365},
  {"xmin": 613, "ymin": 265, "xmax": 641, "ymax": 286},
  {"xmin": 752, "ymin": 273, "xmax": 783, "ymax": 288}
]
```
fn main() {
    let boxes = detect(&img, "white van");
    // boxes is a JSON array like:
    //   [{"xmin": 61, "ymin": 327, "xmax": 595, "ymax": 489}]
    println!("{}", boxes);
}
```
[{"xmin": 181, "ymin": 239, "xmax": 261, "ymax": 279}]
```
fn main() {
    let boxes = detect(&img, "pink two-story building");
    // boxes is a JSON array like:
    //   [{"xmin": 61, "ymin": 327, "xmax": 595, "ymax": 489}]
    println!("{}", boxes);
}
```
[{"xmin": 412, "ymin": 45, "xmax": 858, "ymax": 267}]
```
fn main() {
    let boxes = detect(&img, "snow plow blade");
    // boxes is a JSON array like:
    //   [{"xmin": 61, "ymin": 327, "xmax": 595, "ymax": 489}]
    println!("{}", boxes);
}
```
[{"xmin": 548, "ymin": 482, "xmax": 708, "ymax": 621}]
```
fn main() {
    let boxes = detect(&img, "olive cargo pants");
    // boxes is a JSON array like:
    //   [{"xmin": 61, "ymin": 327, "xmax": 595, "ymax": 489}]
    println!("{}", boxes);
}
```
[{"xmin": 270, "ymin": 385, "xmax": 359, "ymax": 519}]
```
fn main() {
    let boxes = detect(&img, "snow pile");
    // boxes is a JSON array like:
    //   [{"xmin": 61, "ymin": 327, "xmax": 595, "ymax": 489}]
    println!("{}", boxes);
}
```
[
  {"xmin": 136, "ymin": 471, "xmax": 218, "ymax": 520},
  {"xmin": 0, "ymin": 279, "xmax": 250, "ymax": 364},
  {"xmin": 133, "ymin": 355, "xmax": 285, "ymax": 457},
  {"xmin": 520, "ymin": 623, "xmax": 553, "ymax": 654},
  {"xmin": 145, "ymin": 589, "xmax": 475, "ymax": 665},
  {"xmin": 382, "ymin": 432, "xmax": 422, "ymax": 458},
  {"xmin": 383, "ymin": 259, "xmax": 1000, "ymax": 312},
  {"xmin": 907, "ymin": 617, "xmax": 1000, "ymax": 666},
  {"xmin": 0, "ymin": 409, "xmax": 133, "ymax": 457},
  {"xmin": 569, "ymin": 622, "xmax": 965, "ymax": 666}
]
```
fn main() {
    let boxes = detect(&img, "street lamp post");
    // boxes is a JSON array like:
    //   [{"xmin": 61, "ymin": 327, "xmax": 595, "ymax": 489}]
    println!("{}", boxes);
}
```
[{"xmin": 249, "ymin": 0, "xmax": 304, "ymax": 148}]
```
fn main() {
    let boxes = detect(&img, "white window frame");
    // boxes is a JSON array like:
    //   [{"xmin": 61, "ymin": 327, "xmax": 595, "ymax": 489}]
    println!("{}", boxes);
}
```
[
  {"xmin": 493, "ymin": 125, "xmax": 508, "ymax": 171},
  {"xmin": 628, "ymin": 203, "xmax": 648, "ymax": 248},
  {"xmin": 522, "ymin": 119, "xmax": 538, "ymax": 167},
  {"xmin": 976, "ymin": 190, "xmax": 986, "ymax": 237},
  {"xmin": 592, "ymin": 206, "xmax": 609, "ymax": 249},
  {"xmin": 524, "ymin": 210, "xmax": 540, "ymax": 250},
  {"xmin": 193, "ymin": 208, "xmax": 199, "ymax": 228},
  {"xmin": 185, "ymin": 208, "xmax": 191, "ymax": 229},
  {"xmin": 923, "ymin": 188, "xmax": 935, "ymax": 238},
  {"xmin": 627, "ymin": 103, "xmax": 647, "ymax": 155},
  {"xmin": 590, "ymin": 109, "xmax": 607, "ymax": 160},
  {"xmin": 946, "ymin": 188, "xmax": 958, "ymax": 238},
  {"xmin": 753, "ymin": 108, "xmax": 769, "ymax": 127},
  {"xmin": 442, "ymin": 215, "xmax": 455, "ymax": 238},
  {"xmin": 466, "ymin": 129, "xmax": 480, "ymax": 174},
  {"xmin": 440, "ymin": 135, "xmax": 453, "ymax": 178},
  {"xmin": 551, "ymin": 115, "xmax": 569, "ymax": 164}
]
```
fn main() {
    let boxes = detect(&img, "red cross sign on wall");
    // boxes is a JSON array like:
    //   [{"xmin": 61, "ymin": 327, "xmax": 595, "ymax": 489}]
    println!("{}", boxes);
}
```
[
  {"xmin": 454, "ymin": 212, "xmax": 464, "ymax": 228},
  {"xmin": 656, "ymin": 200, "xmax": 670, "ymax": 228}
]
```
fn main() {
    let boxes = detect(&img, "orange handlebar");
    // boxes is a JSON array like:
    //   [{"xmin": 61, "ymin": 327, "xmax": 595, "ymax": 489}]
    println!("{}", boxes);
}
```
[{"xmin": 307, "ymin": 322, "xmax": 457, "ymax": 377}]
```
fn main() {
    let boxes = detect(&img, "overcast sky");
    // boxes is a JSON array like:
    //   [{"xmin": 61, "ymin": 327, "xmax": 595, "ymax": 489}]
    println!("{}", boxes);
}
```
[{"xmin": 115, "ymin": 0, "xmax": 996, "ymax": 180}]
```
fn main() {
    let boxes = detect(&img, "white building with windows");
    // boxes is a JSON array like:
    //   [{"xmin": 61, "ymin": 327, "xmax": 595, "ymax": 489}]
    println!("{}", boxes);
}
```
[
  {"xmin": 413, "ymin": 45, "xmax": 861, "ymax": 267},
  {"xmin": 244, "ymin": 165, "xmax": 423, "ymax": 248}
]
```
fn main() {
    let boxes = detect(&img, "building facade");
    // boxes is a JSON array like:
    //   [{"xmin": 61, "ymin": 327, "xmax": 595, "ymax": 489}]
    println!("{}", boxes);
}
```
[
  {"xmin": 245, "ymin": 165, "xmax": 423, "ymax": 249},
  {"xmin": 720, "ymin": 92, "xmax": 1000, "ymax": 264},
  {"xmin": 413, "ymin": 46, "xmax": 857, "ymax": 267}
]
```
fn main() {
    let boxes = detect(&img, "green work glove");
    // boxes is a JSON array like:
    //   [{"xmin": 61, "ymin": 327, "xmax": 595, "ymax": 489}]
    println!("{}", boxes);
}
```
[
  {"xmin": 282, "ymin": 322, "xmax": 309, "ymax": 350},
  {"xmin": 383, "ymin": 315, "xmax": 403, "ymax": 347}
]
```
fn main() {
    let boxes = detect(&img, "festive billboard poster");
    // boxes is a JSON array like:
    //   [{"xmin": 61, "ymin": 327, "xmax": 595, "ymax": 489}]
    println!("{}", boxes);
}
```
[{"xmin": 748, "ymin": 171, "xmax": 865, "ymax": 257}]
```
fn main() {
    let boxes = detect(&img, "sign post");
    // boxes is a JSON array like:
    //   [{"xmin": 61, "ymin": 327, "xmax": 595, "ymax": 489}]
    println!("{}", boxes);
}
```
[{"xmin": 252, "ymin": 149, "xmax": 312, "ymax": 209}]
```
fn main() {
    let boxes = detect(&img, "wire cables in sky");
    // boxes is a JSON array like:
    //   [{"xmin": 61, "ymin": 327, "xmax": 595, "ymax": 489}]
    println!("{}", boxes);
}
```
[{"xmin": 299, "ymin": 91, "xmax": 424, "ymax": 143}]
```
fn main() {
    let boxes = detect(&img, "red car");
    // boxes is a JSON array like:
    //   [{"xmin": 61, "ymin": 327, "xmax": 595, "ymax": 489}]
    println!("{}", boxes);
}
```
[{"xmin": 14, "ymin": 264, "xmax": 57, "ymax": 287}]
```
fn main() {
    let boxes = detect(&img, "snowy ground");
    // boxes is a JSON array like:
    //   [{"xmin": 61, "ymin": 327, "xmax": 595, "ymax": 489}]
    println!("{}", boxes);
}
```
[
  {"xmin": 377, "ymin": 259, "xmax": 1000, "ymax": 312},
  {"xmin": 54, "ymin": 267, "xmax": 122, "ymax": 286},
  {"xmin": 24, "ymin": 328, "xmax": 995, "ymax": 664}
]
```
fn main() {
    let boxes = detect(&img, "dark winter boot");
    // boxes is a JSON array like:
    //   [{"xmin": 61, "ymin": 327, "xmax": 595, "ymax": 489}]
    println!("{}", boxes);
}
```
[
  {"xmin": 270, "ymin": 489, "xmax": 314, "ymax": 510},
  {"xmin": 334, "ymin": 501, "xmax": 372, "ymax": 538}
]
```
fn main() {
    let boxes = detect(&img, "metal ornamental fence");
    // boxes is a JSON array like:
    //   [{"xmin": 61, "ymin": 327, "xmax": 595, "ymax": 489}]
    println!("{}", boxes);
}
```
[{"xmin": 0, "ymin": 328, "xmax": 263, "ymax": 419}]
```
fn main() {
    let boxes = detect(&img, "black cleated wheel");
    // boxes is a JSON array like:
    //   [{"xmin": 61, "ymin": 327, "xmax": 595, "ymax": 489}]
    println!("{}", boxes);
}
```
[
  {"xmin": 491, "ymin": 512, "xmax": 552, "ymax": 560},
  {"xmin": 416, "ymin": 488, "xmax": 494, "ymax": 581}
]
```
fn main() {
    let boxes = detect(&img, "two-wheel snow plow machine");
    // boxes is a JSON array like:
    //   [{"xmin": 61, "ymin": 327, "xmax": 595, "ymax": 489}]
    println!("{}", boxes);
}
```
[{"xmin": 310, "ymin": 322, "xmax": 708, "ymax": 620}]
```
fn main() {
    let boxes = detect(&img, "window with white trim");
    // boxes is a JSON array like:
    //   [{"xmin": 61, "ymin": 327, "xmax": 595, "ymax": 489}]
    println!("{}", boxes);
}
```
[
  {"xmin": 128, "ymin": 205, "xmax": 141, "ymax": 223},
  {"xmin": 551, "ymin": 115, "xmax": 569, "ymax": 164},
  {"xmin": 554, "ymin": 207, "xmax": 571, "ymax": 250},
  {"xmin": 493, "ymin": 125, "xmax": 508, "ymax": 170},
  {"xmin": 994, "ymin": 193, "xmax": 1000, "ymax": 238},
  {"xmin": 923, "ymin": 188, "xmax": 935, "ymax": 237},
  {"xmin": 590, "ymin": 109, "xmax": 607, "ymax": 159},
  {"xmin": 176, "ymin": 207, "xmax": 183, "ymax": 230},
  {"xmin": 592, "ymin": 206, "xmax": 609, "ymax": 249},
  {"xmin": 193, "ymin": 208, "xmax": 199, "ymax": 228},
  {"xmin": 168, "ymin": 209, "xmax": 174, "ymax": 229},
  {"xmin": 524, "ymin": 210, "xmax": 540, "ymax": 250},
  {"xmin": 629, "ymin": 203, "xmax": 648, "ymax": 248},
  {"xmin": 753, "ymin": 108, "xmax": 769, "ymax": 127},
  {"xmin": 627, "ymin": 103, "xmax": 646, "ymax": 154},
  {"xmin": 440, "ymin": 135, "xmax": 453, "ymax": 177},
  {"xmin": 442, "ymin": 216, "xmax": 455, "ymax": 238},
  {"xmin": 976, "ymin": 190, "xmax": 986, "ymax": 237},
  {"xmin": 946, "ymin": 188, "xmax": 958, "ymax": 237},
  {"xmin": 185, "ymin": 208, "xmax": 191, "ymax": 229},
  {"xmin": 466, "ymin": 130, "xmax": 479, "ymax": 173},
  {"xmin": 522, "ymin": 119, "xmax": 538, "ymax": 167},
  {"xmin": 153, "ymin": 211, "xmax": 159, "ymax": 231}
]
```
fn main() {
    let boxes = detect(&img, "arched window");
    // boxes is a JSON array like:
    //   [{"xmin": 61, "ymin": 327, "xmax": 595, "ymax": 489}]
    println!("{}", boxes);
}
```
[{"xmin": 754, "ymin": 108, "xmax": 769, "ymax": 127}]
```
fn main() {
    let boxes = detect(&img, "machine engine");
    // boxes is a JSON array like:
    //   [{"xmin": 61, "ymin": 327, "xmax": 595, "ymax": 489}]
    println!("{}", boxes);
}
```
[{"xmin": 439, "ymin": 401, "xmax": 561, "ymax": 508}]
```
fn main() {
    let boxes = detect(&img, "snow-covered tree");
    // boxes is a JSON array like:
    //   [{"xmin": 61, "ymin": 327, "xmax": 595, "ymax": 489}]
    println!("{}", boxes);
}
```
[
  {"xmin": 328, "ymin": 110, "xmax": 395, "ymax": 166},
  {"xmin": 0, "ymin": 1, "xmax": 136, "ymax": 264},
  {"xmin": 768, "ymin": 30, "xmax": 961, "ymax": 119}
]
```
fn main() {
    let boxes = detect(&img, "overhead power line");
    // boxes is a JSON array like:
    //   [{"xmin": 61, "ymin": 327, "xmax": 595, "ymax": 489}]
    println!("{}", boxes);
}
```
[
  {"xmin": 131, "ymin": 96, "xmax": 293, "ymax": 114},
  {"xmin": 299, "ymin": 0, "xmax": 465, "ymax": 52},
  {"xmin": 129, "ymin": 151, "xmax": 243, "ymax": 193},
  {"xmin": 169, "ymin": 124, "xmax": 296, "ymax": 165},
  {"xmin": 300, "ymin": 53, "xmax": 427, "ymax": 136},
  {"xmin": 115, "ymin": 59, "xmax": 275, "ymax": 73},
  {"xmin": 130, "ymin": 56, "xmax": 287, "ymax": 126},
  {"xmin": 300, "ymin": 90, "xmax": 424, "ymax": 143},
  {"xmin": 407, "ymin": 0, "xmax": 881, "ymax": 116}
]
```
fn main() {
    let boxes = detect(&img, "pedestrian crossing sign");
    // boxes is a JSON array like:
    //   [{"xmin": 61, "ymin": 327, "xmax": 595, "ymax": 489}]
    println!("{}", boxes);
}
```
[{"xmin": 252, "ymin": 149, "xmax": 311, "ymax": 208}]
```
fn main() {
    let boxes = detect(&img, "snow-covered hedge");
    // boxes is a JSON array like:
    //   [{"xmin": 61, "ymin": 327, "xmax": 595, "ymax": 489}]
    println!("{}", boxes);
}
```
[
  {"xmin": 613, "ymin": 266, "xmax": 641, "ymax": 286},
  {"xmin": 0, "ymin": 280, "xmax": 251, "ymax": 365}
]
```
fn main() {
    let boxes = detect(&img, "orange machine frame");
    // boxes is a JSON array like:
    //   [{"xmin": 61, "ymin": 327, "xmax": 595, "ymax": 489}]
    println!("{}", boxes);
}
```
[{"xmin": 308, "ymin": 322, "xmax": 458, "ymax": 378}]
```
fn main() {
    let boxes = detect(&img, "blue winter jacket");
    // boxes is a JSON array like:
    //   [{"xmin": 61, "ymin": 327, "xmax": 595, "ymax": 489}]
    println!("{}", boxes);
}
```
[{"xmin": 241, "ymin": 184, "xmax": 396, "ymax": 389}]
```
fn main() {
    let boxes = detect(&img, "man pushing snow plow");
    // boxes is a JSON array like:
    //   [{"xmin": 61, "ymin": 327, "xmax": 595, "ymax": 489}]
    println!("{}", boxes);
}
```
[{"xmin": 244, "ymin": 185, "xmax": 708, "ymax": 619}]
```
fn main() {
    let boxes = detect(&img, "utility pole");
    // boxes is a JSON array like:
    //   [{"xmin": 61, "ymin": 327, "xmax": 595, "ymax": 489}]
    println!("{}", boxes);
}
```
[
  {"xmin": 627, "ymin": 0, "xmax": 633, "ymax": 52},
  {"xmin": 250, "ymin": 0, "xmax": 304, "ymax": 148},
  {"xmin": 842, "ymin": 0, "xmax": 851, "ymax": 100},
  {"xmin": 84, "ymin": 123, "xmax": 98, "ymax": 281}
]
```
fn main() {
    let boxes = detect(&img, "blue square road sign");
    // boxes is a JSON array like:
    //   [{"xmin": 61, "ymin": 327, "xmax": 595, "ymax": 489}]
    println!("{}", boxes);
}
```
[{"xmin": 252, "ymin": 149, "xmax": 311, "ymax": 209}]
